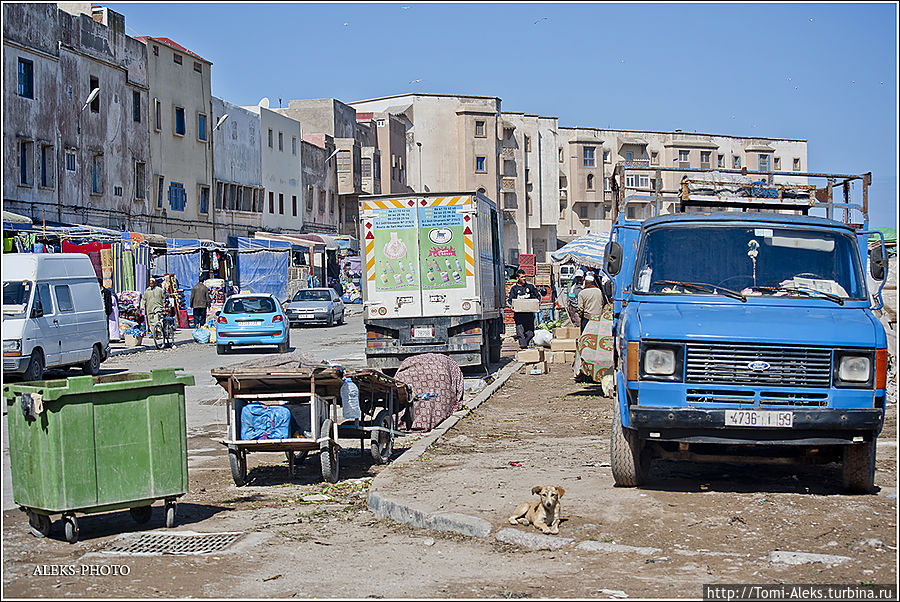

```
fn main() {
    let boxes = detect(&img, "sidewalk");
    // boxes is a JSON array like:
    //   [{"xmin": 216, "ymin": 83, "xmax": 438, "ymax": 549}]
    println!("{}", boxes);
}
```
[{"xmin": 108, "ymin": 327, "xmax": 198, "ymax": 358}]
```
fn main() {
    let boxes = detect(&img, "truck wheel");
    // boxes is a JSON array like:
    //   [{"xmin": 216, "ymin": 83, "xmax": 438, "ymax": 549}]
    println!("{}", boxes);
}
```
[
  {"xmin": 82, "ymin": 345, "xmax": 101, "ymax": 376},
  {"xmin": 370, "ymin": 410, "xmax": 393, "ymax": 465},
  {"xmin": 610, "ymin": 405, "xmax": 650, "ymax": 487},
  {"xmin": 842, "ymin": 440, "xmax": 876, "ymax": 494},
  {"xmin": 24, "ymin": 349, "xmax": 44, "ymax": 382}
]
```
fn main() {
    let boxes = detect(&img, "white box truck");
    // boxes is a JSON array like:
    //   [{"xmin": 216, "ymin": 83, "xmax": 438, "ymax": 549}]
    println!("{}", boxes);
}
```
[{"xmin": 359, "ymin": 191, "xmax": 505, "ymax": 370}]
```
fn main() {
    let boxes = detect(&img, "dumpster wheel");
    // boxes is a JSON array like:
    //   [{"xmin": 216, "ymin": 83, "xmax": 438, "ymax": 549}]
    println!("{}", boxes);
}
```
[
  {"xmin": 63, "ymin": 514, "xmax": 79, "ymax": 544},
  {"xmin": 27, "ymin": 511, "xmax": 51, "ymax": 538},
  {"xmin": 165, "ymin": 500, "xmax": 177, "ymax": 528},
  {"xmin": 130, "ymin": 505, "xmax": 153, "ymax": 524}
]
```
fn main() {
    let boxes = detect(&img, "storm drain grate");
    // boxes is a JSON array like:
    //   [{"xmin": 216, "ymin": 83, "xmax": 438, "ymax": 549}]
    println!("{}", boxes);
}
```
[{"xmin": 102, "ymin": 532, "xmax": 243, "ymax": 556}]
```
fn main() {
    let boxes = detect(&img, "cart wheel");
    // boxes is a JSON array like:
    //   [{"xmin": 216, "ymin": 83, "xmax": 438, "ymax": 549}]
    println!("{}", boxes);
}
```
[
  {"xmin": 165, "ymin": 501, "xmax": 177, "ymax": 528},
  {"xmin": 370, "ymin": 409, "xmax": 394, "ymax": 465},
  {"xmin": 402, "ymin": 403, "xmax": 415, "ymax": 431},
  {"xmin": 63, "ymin": 514, "xmax": 79, "ymax": 544},
  {"xmin": 229, "ymin": 448, "xmax": 248, "ymax": 486},
  {"xmin": 285, "ymin": 450, "xmax": 308, "ymax": 473},
  {"xmin": 130, "ymin": 505, "xmax": 153, "ymax": 524},
  {"xmin": 27, "ymin": 511, "xmax": 52, "ymax": 538},
  {"xmin": 320, "ymin": 419, "xmax": 340, "ymax": 483}
]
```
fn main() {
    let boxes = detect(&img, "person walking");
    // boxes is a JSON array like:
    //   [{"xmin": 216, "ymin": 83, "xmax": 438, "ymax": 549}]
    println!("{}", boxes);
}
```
[
  {"xmin": 190, "ymin": 280, "xmax": 211, "ymax": 328},
  {"xmin": 141, "ymin": 278, "xmax": 165, "ymax": 332},
  {"xmin": 507, "ymin": 269, "xmax": 542, "ymax": 349},
  {"xmin": 566, "ymin": 268, "xmax": 585, "ymax": 325},
  {"xmin": 577, "ymin": 273, "xmax": 606, "ymax": 332}
]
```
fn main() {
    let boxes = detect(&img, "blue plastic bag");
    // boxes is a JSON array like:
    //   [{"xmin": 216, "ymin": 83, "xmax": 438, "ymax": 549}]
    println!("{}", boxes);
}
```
[{"xmin": 192, "ymin": 328, "xmax": 211, "ymax": 344}]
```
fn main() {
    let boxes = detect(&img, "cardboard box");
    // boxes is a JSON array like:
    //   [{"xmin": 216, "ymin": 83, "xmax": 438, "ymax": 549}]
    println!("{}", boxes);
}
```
[
  {"xmin": 565, "ymin": 351, "xmax": 577, "ymax": 363},
  {"xmin": 516, "ymin": 348, "xmax": 544, "ymax": 364},
  {"xmin": 551, "ymin": 338, "xmax": 578, "ymax": 352},
  {"xmin": 511, "ymin": 298, "xmax": 540, "ymax": 313},
  {"xmin": 521, "ymin": 361, "xmax": 549, "ymax": 375},
  {"xmin": 554, "ymin": 327, "xmax": 580, "ymax": 339},
  {"xmin": 550, "ymin": 351, "xmax": 569, "ymax": 364}
]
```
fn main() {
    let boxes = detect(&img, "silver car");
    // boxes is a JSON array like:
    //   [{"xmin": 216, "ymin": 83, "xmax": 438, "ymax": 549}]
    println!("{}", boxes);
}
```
[{"xmin": 284, "ymin": 288, "xmax": 345, "ymax": 327}]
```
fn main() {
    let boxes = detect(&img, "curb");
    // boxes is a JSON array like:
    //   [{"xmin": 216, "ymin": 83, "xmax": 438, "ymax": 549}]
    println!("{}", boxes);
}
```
[
  {"xmin": 366, "ymin": 359, "xmax": 520, "ymax": 538},
  {"xmin": 108, "ymin": 338, "xmax": 197, "ymax": 358}
]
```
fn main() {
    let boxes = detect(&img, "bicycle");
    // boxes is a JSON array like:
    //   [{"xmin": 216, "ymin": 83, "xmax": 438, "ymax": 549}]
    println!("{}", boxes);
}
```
[{"xmin": 151, "ymin": 307, "xmax": 176, "ymax": 350}]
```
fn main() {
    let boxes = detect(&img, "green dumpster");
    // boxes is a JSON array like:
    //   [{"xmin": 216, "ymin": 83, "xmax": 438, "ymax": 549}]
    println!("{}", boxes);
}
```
[{"xmin": 3, "ymin": 369, "xmax": 194, "ymax": 543}]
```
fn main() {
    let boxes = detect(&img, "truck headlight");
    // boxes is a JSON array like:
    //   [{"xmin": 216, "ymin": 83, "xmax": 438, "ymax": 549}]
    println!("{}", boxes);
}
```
[
  {"xmin": 644, "ymin": 348, "xmax": 676, "ymax": 375},
  {"xmin": 838, "ymin": 355, "xmax": 871, "ymax": 383},
  {"xmin": 3, "ymin": 339, "xmax": 22, "ymax": 357}
]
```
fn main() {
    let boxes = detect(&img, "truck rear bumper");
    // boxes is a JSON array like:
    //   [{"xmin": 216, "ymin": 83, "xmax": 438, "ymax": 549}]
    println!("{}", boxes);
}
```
[
  {"xmin": 367, "ymin": 351, "xmax": 482, "ymax": 370},
  {"xmin": 629, "ymin": 407, "xmax": 884, "ymax": 445}
]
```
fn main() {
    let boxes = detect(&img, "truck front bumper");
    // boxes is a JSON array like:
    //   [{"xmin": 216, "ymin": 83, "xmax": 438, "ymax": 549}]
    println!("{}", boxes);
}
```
[{"xmin": 629, "ymin": 407, "xmax": 884, "ymax": 445}]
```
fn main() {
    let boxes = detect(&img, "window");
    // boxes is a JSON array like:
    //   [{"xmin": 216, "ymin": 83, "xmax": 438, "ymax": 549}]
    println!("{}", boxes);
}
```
[
  {"xmin": 132, "ymin": 91, "xmax": 141, "ymax": 123},
  {"xmin": 134, "ymin": 162, "xmax": 145, "ymax": 200},
  {"xmin": 717, "ymin": 154, "xmax": 724, "ymax": 168},
  {"xmin": 475, "ymin": 156, "xmax": 486, "ymax": 173},
  {"xmin": 54, "ymin": 286, "xmax": 74, "ymax": 312},
  {"xmin": 306, "ymin": 186, "xmax": 313, "ymax": 211},
  {"xmin": 89, "ymin": 76, "xmax": 99, "ymax": 112},
  {"xmin": 774, "ymin": 157, "xmax": 781, "ymax": 170},
  {"xmin": 700, "ymin": 151, "xmax": 711, "ymax": 168},
  {"xmin": 157, "ymin": 175, "xmax": 165, "ymax": 209},
  {"xmin": 502, "ymin": 192, "xmax": 517, "ymax": 209},
  {"xmin": 625, "ymin": 151, "xmax": 633, "ymax": 162},
  {"xmin": 193, "ymin": 61, "xmax": 202, "ymax": 73},
  {"xmin": 625, "ymin": 174, "xmax": 650, "ymax": 188},
  {"xmin": 173, "ymin": 52, "xmax": 182, "ymax": 65},
  {"xmin": 329, "ymin": 192, "xmax": 335, "ymax": 214},
  {"xmin": 19, "ymin": 140, "xmax": 33, "ymax": 186},
  {"xmin": 583, "ymin": 146, "xmax": 596, "ymax": 167},
  {"xmin": 278, "ymin": 131, "xmax": 283, "ymax": 151},
  {"xmin": 168, "ymin": 182, "xmax": 186, "ymax": 211},
  {"xmin": 603, "ymin": 150, "xmax": 610, "ymax": 163},
  {"xmin": 524, "ymin": 136, "xmax": 531, "ymax": 152},
  {"xmin": 152, "ymin": 45, "xmax": 159, "ymax": 56},
  {"xmin": 292, "ymin": 136, "xmax": 297, "ymax": 155},
  {"xmin": 558, "ymin": 148, "xmax": 564, "ymax": 163},
  {"xmin": 758, "ymin": 154, "xmax": 770, "ymax": 172},
  {"xmin": 376, "ymin": 118, "xmax": 385, "ymax": 127},
  {"xmin": 197, "ymin": 113, "xmax": 207, "ymax": 141},
  {"xmin": 91, "ymin": 153, "xmax": 103, "ymax": 194},
  {"xmin": 604, "ymin": 177, "xmax": 611, "ymax": 192},
  {"xmin": 154, "ymin": 99, "xmax": 161, "ymax": 131},
  {"xmin": 174, "ymin": 106, "xmax": 185, "ymax": 136},
  {"xmin": 39, "ymin": 144, "xmax": 54, "ymax": 188},
  {"xmin": 733, "ymin": 155, "xmax": 741, "ymax": 168},
  {"xmin": 337, "ymin": 150, "xmax": 351, "ymax": 172},
  {"xmin": 292, "ymin": 195, "xmax": 297, "ymax": 216},
  {"xmin": 361, "ymin": 157, "xmax": 372, "ymax": 178},
  {"xmin": 17, "ymin": 58, "xmax": 34, "ymax": 98},
  {"xmin": 579, "ymin": 205, "xmax": 588, "ymax": 219},
  {"xmin": 474, "ymin": 120, "xmax": 485, "ymax": 137},
  {"xmin": 267, "ymin": 128, "xmax": 273, "ymax": 148},
  {"xmin": 35, "ymin": 283, "xmax": 53, "ymax": 315},
  {"xmin": 793, "ymin": 158, "xmax": 801, "ymax": 171},
  {"xmin": 651, "ymin": 151, "xmax": 659, "ymax": 165},
  {"xmin": 279, "ymin": 193, "xmax": 284, "ymax": 214},
  {"xmin": 65, "ymin": 151, "xmax": 76, "ymax": 172},
  {"xmin": 114, "ymin": 186, "xmax": 123, "ymax": 197},
  {"xmin": 678, "ymin": 150, "xmax": 690, "ymax": 165},
  {"xmin": 199, "ymin": 185, "xmax": 209, "ymax": 214},
  {"xmin": 269, "ymin": 191, "xmax": 274, "ymax": 213},
  {"xmin": 586, "ymin": 174, "xmax": 595, "ymax": 190},
  {"xmin": 627, "ymin": 206, "xmax": 635, "ymax": 219},
  {"xmin": 318, "ymin": 189, "xmax": 325, "ymax": 213},
  {"xmin": 503, "ymin": 127, "xmax": 514, "ymax": 142}
]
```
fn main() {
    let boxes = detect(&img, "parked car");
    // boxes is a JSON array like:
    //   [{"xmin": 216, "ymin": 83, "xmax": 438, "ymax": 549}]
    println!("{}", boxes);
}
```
[
  {"xmin": 3, "ymin": 253, "xmax": 110, "ymax": 381},
  {"xmin": 284, "ymin": 288, "xmax": 345, "ymax": 327},
  {"xmin": 215, "ymin": 294, "xmax": 289, "ymax": 354}
]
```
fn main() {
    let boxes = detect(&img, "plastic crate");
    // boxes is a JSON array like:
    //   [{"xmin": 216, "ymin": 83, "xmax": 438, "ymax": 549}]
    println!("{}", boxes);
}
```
[{"xmin": 518, "ymin": 254, "xmax": 536, "ymax": 267}]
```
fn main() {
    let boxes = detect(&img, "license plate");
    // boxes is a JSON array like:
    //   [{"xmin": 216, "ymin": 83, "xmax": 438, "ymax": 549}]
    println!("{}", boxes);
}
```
[
  {"xmin": 239, "ymin": 320, "xmax": 263, "ymax": 326},
  {"xmin": 413, "ymin": 326, "xmax": 434, "ymax": 338},
  {"xmin": 298, "ymin": 314, "xmax": 314, "ymax": 319},
  {"xmin": 725, "ymin": 410, "xmax": 793, "ymax": 428}
]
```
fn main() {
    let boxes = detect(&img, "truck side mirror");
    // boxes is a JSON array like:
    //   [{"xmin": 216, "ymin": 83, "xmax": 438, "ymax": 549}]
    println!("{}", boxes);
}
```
[
  {"xmin": 605, "ymin": 242, "xmax": 623, "ymax": 276},
  {"xmin": 870, "ymin": 246, "xmax": 886, "ymax": 281},
  {"xmin": 31, "ymin": 298, "xmax": 43, "ymax": 319}
]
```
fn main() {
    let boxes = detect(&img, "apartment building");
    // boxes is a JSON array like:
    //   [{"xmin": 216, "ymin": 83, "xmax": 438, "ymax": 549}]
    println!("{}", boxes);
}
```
[
  {"xmin": 210, "ymin": 96, "xmax": 263, "ymax": 243},
  {"xmin": 356, "ymin": 111, "xmax": 411, "ymax": 194},
  {"xmin": 558, "ymin": 127, "xmax": 809, "ymax": 239},
  {"xmin": 300, "ymin": 134, "xmax": 340, "ymax": 233},
  {"xmin": 4, "ymin": 3, "xmax": 151, "ymax": 232},
  {"xmin": 137, "ymin": 34, "xmax": 213, "ymax": 239}
]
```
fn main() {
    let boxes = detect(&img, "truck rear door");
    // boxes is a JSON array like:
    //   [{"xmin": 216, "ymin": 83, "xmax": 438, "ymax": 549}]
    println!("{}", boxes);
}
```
[{"xmin": 418, "ymin": 195, "xmax": 479, "ymax": 316}]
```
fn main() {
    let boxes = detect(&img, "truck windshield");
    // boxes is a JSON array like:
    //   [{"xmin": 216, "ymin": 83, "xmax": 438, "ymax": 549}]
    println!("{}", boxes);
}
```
[
  {"xmin": 634, "ymin": 225, "xmax": 865, "ymax": 300},
  {"xmin": 3, "ymin": 280, "xmax": 32, "ymax": 314}
]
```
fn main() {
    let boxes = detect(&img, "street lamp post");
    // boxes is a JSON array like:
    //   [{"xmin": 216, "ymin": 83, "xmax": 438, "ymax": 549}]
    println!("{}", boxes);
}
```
[
  {"xmin": 78, "ymin": 87, "xmax": 99, "ymax": 218},
  {"xmin": 416, "ymin": 141, "xmax": 422, "ymax": 192}
]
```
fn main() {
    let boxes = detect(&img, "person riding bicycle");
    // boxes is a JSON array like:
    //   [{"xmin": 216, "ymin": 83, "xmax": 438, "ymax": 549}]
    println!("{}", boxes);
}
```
[{"xmin": 141, "ymin": 278, "xmax": 165, "ymax": 333}]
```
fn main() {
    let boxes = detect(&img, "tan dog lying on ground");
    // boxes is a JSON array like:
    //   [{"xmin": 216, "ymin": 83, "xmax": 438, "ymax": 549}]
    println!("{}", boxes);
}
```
[{"xmin": 507, "ymin": 485, "xmax": 565, "ymax": 534}]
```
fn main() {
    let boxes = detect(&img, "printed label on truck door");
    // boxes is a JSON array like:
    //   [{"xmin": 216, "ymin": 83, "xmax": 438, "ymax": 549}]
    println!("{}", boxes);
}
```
[
  {"xmin": 418, "ymin": 205, "xmax": 466, "ymax": 290},
  {"xmin": 370, "ymin": 207, "xmax": 420, "ymax": 292}
]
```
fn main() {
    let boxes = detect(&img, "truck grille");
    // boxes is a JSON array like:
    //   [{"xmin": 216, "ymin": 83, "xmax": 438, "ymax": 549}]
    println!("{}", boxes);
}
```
[{"xmin": 685, "ymin": 343, "xmax": 832, "ymax": 388}]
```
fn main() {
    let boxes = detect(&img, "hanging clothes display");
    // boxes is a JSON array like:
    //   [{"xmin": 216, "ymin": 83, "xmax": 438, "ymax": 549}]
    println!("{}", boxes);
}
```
[
  {"xmin": 134, "ymin": 243, "xmax": 150, "ymax": 293},
  {"xmin": 111, "ymin": 242, "xmax": 126, "ymax": 295},
  {"xmin": 124, "ymin": 249, "xmax": 135, "ymax": 291}
]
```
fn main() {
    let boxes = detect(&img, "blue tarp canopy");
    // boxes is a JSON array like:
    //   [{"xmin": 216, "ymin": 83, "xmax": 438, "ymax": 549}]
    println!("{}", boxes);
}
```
[
  {"xmin": 166, "ymin": 250, "xmax": 202, "ymax": 292},
  {"xmin": 236, "ymin": 237, "xmax": 292, "ymax": 250},
  {"xmin": 235, "ymin": 238, "xmax": 290, "ymax": 300},
  {"xmin": 550, "ymin": 233, "xmax": 610, "ymax": 270},
  {"xmin": 166, "ymin": 238, "xmax": 201, "ymax": 250}
]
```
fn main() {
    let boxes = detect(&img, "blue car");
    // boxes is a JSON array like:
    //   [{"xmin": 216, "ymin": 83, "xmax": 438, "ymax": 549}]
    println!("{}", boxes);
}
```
[{"xmin": 216, "ymin": 294, "xmax": 289, "ymax": 355}]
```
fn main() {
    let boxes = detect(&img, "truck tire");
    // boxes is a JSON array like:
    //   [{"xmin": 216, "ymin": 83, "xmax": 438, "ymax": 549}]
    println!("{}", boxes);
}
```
[
  {"xmin": 842, "ymin": 440, "xmax": 876, "ymax": 494},
  {"xmin": 610, "ymin": 404, "xmax": 649, "ymax": 487}
]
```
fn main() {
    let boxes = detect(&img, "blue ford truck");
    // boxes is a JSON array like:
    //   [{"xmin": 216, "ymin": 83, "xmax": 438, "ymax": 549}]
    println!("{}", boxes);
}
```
[{"xmin": 604, "ymin": 167, "xmax": 889, "ymax": 493}]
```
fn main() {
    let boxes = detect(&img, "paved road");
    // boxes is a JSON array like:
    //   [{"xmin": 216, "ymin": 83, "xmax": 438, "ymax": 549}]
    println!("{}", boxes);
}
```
[{"xmin": 1, "ymin": 310, "xmax": 368, "ymax": 511}]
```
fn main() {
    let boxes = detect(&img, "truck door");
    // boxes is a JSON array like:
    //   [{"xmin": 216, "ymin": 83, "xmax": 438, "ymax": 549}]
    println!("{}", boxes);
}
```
[
  {"xmin": 419, "ymin": 195, "xmax": 476, "ymax": 316},
  {"xmin": 361, "ymin": 197, "xmax": 424, "ymax": 318},
  {"xmin": 28, "ymin": 283, "xmax": 60, "ymax": 367}
]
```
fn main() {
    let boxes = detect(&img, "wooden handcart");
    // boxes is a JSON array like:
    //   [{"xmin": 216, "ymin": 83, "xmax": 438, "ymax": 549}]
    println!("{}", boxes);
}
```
[{"xmin": 211, "ymin": 365, "xmax": 414, "ymax": 485}]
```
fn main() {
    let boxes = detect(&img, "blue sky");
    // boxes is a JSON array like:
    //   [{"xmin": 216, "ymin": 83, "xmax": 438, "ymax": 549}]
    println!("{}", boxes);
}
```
[{"xmin": 110, "ymin": 2, "xmax": 898, "ymax": 227}]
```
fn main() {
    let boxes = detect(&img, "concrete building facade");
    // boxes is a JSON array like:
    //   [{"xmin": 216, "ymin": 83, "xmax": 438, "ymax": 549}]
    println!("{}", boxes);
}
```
[
  {"xmin": 210, "ymin": 96, "xmax": 263, "ymax": 243},
  {"xmin": 137, "ymin": 34, "xmax": 213, "ymax": 239},
  {"xmin": 4, "ymin": 3, "xmax": 151, "ymax": 231},
  {"xmin": 356, "ymin": 111, "xmax": 410, "ymax": 194},
  {"xmin": 300, "ymin": 134, "xmax": 340, "ymax": 233}
]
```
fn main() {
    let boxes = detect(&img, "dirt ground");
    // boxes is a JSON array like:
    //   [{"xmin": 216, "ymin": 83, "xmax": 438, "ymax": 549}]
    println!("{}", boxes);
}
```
[{"xmin": 2, "ymin": 337, "xmax": 897, "ymax": 599}]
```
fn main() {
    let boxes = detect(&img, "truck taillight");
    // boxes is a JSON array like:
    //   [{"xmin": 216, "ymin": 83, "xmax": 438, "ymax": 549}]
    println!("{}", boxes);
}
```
[
  {"xmin": 217, "ymin": 316, "xmax": 227, "ymax": 324},
  {"xmin": 627, "ymin": 342, "xmax": 640, "ymax": 382},
  {"xmin": 876, "ymin": 348, "xmax": 887, "ymax": 389}
]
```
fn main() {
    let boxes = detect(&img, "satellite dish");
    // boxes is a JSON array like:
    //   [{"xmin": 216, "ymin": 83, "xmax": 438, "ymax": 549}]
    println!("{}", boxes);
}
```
[{"xmin": 258, "ymin": 97, "xmax": 270, "ymax": 108}]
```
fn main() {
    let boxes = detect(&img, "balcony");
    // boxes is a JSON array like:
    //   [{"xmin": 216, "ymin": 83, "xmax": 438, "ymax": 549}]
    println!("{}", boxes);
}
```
[{"xmin": 501, "ymin": 178, "xmax": 516, "ymax": 190}]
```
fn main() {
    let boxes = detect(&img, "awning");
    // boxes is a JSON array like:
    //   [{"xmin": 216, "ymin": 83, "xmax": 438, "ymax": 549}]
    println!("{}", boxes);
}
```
[
  {"xmin": 550, "ymin": 233, "xmax": 610, "ymax": 270},
  {"xmin": 3, "ymin": 211, "xmax": 32, "ymax": 231}
]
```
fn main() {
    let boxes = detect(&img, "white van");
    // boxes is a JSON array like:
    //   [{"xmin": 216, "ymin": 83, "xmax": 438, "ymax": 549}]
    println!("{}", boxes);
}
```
[{"xmin": 3, "ymin": 253, "xmax": 110, "ymax": 381}]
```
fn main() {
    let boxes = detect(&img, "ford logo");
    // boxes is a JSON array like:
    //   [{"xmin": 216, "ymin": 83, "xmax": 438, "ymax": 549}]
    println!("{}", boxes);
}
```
[{"xmin": 748, "ymin": 361, "xmax": 770, "ymax": 371}]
